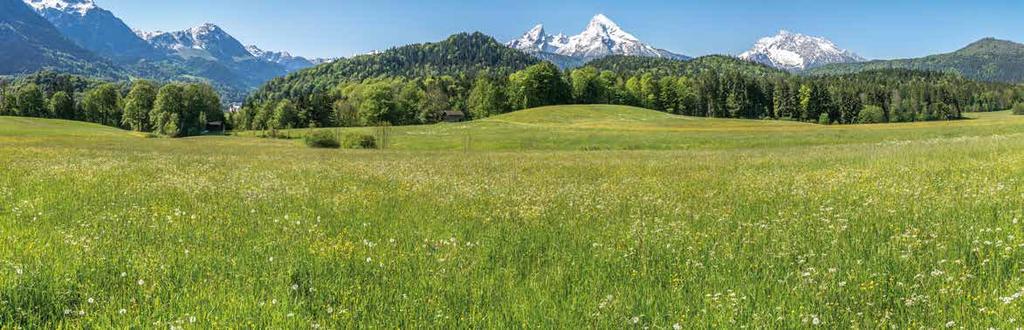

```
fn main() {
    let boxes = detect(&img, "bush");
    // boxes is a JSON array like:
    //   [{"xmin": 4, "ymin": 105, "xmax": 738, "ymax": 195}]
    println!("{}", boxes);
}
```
[
  {"xmin": 857, "ymin": 105, "xmax": 887, "ymax": 124},
  {"xmin": 818, "ymin": 113, "xmax": 831, "ymax": 125},
  {"xmin": 1013, "ymin": 103, "xmax": 1024, "ymax": 115},
  {"xmin": 342, "ymin": 133, "xmax": 377, "ymax": 149},
  {"xmin": 304, "ymin": 131, "xmax": 340, "ymax": 149}
]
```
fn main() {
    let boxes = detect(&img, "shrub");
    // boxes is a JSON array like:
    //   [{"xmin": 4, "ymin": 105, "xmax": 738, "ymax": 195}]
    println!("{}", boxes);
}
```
[
  {"xmin": 857, "ymin": 105, "xmax": 887, "ymax": 124},
  {"xmin": 818, "ymin": 113, "xmax": 831, "ymax": 125},
  {"xmin": 1013, "ymin": 103, "xmax": 1024, "ymax": 115},
  {"xmin": 342, "ymin": 133, "xmax": 377, "ymax": 149},
  {"xmin": 304, "ymin": 131, "xmax": 340, "ymax": 149}
]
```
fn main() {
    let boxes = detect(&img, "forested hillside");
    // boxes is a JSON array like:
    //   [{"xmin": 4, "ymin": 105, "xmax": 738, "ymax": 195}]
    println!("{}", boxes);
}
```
[
  {"xmin": 236, "ymin": 32, "xmax": 1024, "ymax": 131},
  {"xmin": 247, "ymin": 32, "xmax": 539, "ymax": 106},
  {"xmin": 807, "ymin": 38, "xmax": 1024, "ymax": 83}
]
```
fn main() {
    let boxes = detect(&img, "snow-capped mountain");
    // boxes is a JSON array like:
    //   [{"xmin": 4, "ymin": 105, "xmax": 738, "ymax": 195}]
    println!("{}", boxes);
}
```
[
  {"xmin": 139, "ymin": 23, "xmax": 254, "ymax": 62},
  {"xmin": 245, "ymin": 45, "xmax": 321, "ymax": 72},
  {"xmin": 24, "ymin": 0, "xmax": 95, "ymax": 15},
  {"xmin": 2, "ymin": 0, "xmax": 122, "ymax": 76},
  {"xmin": 507, "ymin": 24, "xmax": 569, "ymax": 54},
  {"xmin": 739, "ymin": 30, "xmax": 865, "ymax": 71},
  {"xmin": 24, "ymin": 0, "xmax": 160, "ymax": 63},
  {"xmin": 507, "ymin": 14, "xmax": 688, "ymax": 68}
]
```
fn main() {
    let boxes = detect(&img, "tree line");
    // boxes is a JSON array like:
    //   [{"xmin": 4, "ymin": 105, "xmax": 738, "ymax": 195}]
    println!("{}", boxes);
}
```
[
  {"xmin": 0, "ymin": 72, "xmax": 223, "ymax": 137},
  {"xmin": 234, "ymin": 59, "xmax": 1024, "ymax": 130}
]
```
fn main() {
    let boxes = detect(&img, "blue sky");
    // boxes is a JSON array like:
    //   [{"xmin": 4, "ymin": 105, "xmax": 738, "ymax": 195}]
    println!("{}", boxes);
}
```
[{"xmin": 100, "ymin": 0, "xmax": 1024, "ymax": 60}]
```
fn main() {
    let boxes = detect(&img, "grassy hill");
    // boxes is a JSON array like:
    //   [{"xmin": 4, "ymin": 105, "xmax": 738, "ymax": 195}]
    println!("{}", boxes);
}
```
[
  {"xmin": 0, "ymin": 116, "xmax": 132, "ymax": 137},
  {"xmin": 5, "ymin": 107, "xmax": 1024, "ymax": 327},
  {"xmin": 806, "ymin": 38, "xmax": 1024, "ymax": 82},
  {"xmin": 242, "ymin": 104, "xmax": 1024, "ymax": 151}
]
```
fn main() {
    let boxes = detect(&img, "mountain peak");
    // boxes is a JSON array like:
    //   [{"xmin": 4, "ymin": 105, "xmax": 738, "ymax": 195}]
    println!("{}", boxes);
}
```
[
  {"xmin": 189, "ymin": 23, "xmax": 223, "ymax": 36},
  {"xmin": 957, "ymin": 37, "xmax": 1024, "ymax": 55},
  {"xmin": 507, "ymin": 14, "xmax": 688, "ymax": 66},
  {"xmin": 25, "ymin": 0, "xmax": 96, "ymax": 16},
  {"xmin": 739, "ymin": 30, "xmax": 864, "ymax": 71},
  {"xmin": 588, "ymin": 14, "xmax": 617, "ymax": 27}
]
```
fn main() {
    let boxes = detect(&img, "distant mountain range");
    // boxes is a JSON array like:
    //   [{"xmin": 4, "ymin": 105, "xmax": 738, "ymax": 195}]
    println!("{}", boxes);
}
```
[
  {"xmin": 4, "ymin": 1, "xmax": 1024, "ymax": 103},
  {"xmin": 507, "ymin": 14, "xmax": 689, "ymax": 68},
  {"xmin": 739, "ymin": 30, "xmax": 864, "ymax": 71},
  {"xmin": 805, "ymin": 38, "xmax": 1024, "ymax": 83},
  {"xmin": 0, "ymin": 0, "xmax": 123, "ymax": 78},
  {"xmin": 3, "ymin": 0, "xmax": 329, "ymax": 101}
]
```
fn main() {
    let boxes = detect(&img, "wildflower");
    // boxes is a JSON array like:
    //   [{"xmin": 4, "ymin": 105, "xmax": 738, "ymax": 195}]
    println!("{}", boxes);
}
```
[
  {"xmin": 119, "ymin": 309, "xmax": 127, "ymax": 315},
  {"xmin": 946, "ymin": 321, "xmax": 956, "ymax": 328},
  {"xmin": 15, "ymin": 268, "xmax": 22, "ymax": 275},
  {"xmin": 87, "ymin": 297, "xmax": 95, "ymax": 304},
  {"xmin": 189, "ymin": 316, "xmax": 196, "ymax": 323},
  {"xmin": 137, "ymin": 279, "xmax": 145, "ymax": 286},
  {"xmin": 673, "ymin": 323, "xmax": 682, "ymax": 330},
  {"xmin": 630, "ymin": 316, "xmax": 640, "ymax": 324},
  {"xmin": 291, "ymin": 284, "xmax": 299, "ymax": 291}
]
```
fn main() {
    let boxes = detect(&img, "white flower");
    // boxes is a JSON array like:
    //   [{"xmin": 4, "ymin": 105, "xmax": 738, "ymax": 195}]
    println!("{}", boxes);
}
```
[
  {"xmin": 630, "ymin": 316, "xmax": 640, "ymax": 324},
  {"xmin": 118, "ymin": 309, "xmax": 127, "ymax": 315},
  {"xmin": 673, "ymin": 323, "xmax": 682, "ymax": 330},
  {"xmin": 87, "ymin": 297, "xmax": 95, "ymax": 304},
  {"xmin": 291, "ymin": 284, "xmax": 299, "ymax": 291},
  {"xmin": 137, "ymin": 279, "xmax": 145, "ymax": 286},
  {"xmin": 15, "ymin": 268, "xmax": 22, "ymax": 275},
  {"xmin": 946, "ymin": 321, "xmax": 956, "ymax": 328}
]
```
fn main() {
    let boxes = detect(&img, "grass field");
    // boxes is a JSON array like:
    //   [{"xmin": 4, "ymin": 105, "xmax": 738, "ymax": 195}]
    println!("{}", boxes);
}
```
[{"xmin": 3, "ymin": 106, "xmax": 1024, "ymax": 327}]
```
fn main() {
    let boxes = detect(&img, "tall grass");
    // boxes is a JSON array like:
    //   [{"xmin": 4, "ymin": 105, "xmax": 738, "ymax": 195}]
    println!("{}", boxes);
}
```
[{"xmin": 1, "ymin": 109, "xmax": 1024, "ymax": 327}]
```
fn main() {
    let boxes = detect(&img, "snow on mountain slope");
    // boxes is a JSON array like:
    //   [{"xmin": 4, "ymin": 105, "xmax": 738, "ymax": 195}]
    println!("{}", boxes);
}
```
[
  {"xmin": 245, "ymin": 45, "xmax": 318, "ymax": 72},
  {"xmin": 24, "ymin": 0, "xmax": 95, "ymax": 15},
  {"xmin": 739, "ymin": 30, "xmax": 864, "ymax": 71},
  {"xmin": 507, "ymin": 14, "xmax": 688, "ymax": 67},
  {"xmin": 24, "ymin": 0, "xmax": 160, "ymax": 62},
  {"xmin": 139, "ymin": 23, "xmax": 253, "ymax": 62}
]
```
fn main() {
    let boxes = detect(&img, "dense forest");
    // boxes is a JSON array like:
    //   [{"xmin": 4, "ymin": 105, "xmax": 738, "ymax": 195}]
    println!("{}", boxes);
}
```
[
  {"xmin": 0, "ymin": 71, "xmax": 223, "ymax": 137},
  {"xmin": 807, "ymin": 38, "xmax": 1024, "ymax": 83},
  {"xmin": 238, "ymin": 37, "xmax": 1024, "ymax": 130},
  {"xmin": 5, "ymin": 33, "xmax": 1024, "ymax": 133}
]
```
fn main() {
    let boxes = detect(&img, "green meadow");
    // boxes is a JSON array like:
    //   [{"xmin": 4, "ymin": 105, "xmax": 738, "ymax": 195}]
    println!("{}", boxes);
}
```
[{"xmin": 3, "ymin": 105, "xmax": 1024, "ymax": 328}]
